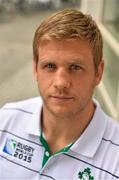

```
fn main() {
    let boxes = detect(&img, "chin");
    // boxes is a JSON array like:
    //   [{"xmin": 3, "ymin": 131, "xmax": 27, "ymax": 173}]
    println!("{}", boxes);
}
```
[
  {"xmin": 50, "ymin": 108, "xmax": 74, "ymax": 119},
  {"xmin": 44, "ymin": 102, "xmax": 76, "ymax": 118}
]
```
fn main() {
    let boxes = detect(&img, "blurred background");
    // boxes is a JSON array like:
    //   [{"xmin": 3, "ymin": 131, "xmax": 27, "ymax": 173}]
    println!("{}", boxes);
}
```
[{"xmin": 0, "ymin": 0, "xmax": 119, "ymax": 121}]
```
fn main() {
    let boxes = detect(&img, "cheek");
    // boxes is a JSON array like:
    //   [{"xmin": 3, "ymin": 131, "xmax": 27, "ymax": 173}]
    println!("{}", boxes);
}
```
[
  {"xmin": 37, "ymin": 74, "xmax": 52, "ymax": 91},
  {"xmin": 37, "ymin": 80, "xmax": 47, "ymax": 97},
  {"xmin": 74, "ymin": 76, "xmax": 95, "ymax": 91}
]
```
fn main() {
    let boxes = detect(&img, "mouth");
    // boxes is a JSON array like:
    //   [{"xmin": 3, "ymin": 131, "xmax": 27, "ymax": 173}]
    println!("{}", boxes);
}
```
[{"xmin": 50, "ymin": 95, "xmax": 74, "ymax": 100}]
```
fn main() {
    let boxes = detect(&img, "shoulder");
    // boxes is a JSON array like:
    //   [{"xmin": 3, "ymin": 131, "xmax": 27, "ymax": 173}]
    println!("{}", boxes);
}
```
[
  {"xmin": 0, "ymin": 97, "xmax": 42, "ymax": 129},
  {"xmin": 100, "ymin": 111, "xmax": 119, "ymax": 167},
  {"xmin": 1, "ymin": 97, "xmax": 42, "ymax": 112},
  {"xmin": 94, "ymin": 100, "xmax": 119, "ymax": 140},
  {"xmin": 103, "ymin": 113, "xmax": 119, "ymax": 147},
  {"xmin": 94, "ymin": 100, "xmax": 119, "ymax": 157},
  {"xmin": 93, "ymin": 104, "xmax": 119, "ymax": 175}
]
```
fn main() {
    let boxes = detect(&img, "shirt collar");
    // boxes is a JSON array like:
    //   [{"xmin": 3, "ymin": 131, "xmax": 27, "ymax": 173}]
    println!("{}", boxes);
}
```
[
  {"xmin": 26, "ymin": 97, "xmax": 42, "ymax": 136},
  {"xmin": 70, "ymin": 100, "xmax": 107, "ymax": 158},
  {"xmin": 26, "ymin": 98, "xmax": 107, "ymax": 158}
]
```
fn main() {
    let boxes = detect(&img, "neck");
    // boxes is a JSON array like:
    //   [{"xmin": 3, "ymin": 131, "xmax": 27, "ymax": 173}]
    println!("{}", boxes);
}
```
[{"xmin": 41, "ymin": 101, "xmax": 95, "ymax": 154}]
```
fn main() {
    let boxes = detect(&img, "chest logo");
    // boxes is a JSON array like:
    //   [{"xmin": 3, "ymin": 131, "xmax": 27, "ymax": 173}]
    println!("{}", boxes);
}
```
[
  {"xmin": 78, "ymin": 167, "xmax": 94, "ymax": 180},
  {"xmin": 3, "ymin": 138, "xmax": 35, "ymax": 163}
]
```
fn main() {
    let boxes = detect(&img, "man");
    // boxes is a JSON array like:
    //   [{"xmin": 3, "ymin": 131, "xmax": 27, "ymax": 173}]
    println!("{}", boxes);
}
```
[{"xmin": 0, "ymin": 9, "xmax": 119, "ymax": 179}]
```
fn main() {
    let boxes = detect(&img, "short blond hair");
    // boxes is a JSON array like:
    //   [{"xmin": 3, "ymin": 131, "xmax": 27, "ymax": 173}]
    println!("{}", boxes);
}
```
[{"xmin": 33, "ymin": 9, "xmax": 103, "ymax": 70}]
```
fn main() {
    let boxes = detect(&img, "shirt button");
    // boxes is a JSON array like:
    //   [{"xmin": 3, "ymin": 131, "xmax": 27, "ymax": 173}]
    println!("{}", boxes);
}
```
[{"xmin": 45, "ymin": 151, "xmax": 50, "ymax": 157}]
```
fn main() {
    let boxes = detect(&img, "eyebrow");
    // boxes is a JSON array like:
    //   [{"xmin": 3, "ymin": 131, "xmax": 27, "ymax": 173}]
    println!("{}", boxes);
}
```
[
  {"xmin": 38, "ymin": 59, "xmax": 55, "ymax": 65},
  {"xmin": 39, "ymin": 57, "xmax": 83, "ymax": 62},
  {"xmin": 66, "ymin": 58, "xmax": 84, "ymax": 65}
]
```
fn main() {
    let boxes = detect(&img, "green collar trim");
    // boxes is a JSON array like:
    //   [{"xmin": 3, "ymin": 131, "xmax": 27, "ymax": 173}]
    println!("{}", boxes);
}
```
[{"xmin": 40, "ymin": 132, "xmax": 73, "ymax": 167}]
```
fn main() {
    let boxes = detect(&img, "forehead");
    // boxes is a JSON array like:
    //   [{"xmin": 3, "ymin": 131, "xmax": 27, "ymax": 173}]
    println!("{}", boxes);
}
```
[{"xmin": 37, "ymin": 39, "xmax": 93, "ymax": 63}]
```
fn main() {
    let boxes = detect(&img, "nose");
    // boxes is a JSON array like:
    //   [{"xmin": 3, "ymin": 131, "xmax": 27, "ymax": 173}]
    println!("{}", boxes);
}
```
[{"xmin": 53, "ymin": 68, "xmax": 71, "ymax": 90}]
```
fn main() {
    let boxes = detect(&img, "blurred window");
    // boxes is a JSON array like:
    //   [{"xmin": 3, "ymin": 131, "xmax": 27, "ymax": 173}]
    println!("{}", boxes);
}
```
[
  {"xmin": 103, "ymin": 41, "xmax": 119, "ymax": 108},
  {"xmin": 102, "ymin": 0, "xmax": 119, "ymax": 41}
]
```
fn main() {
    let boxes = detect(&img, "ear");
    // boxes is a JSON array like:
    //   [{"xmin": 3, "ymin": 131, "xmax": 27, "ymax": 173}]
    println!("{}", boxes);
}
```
[
  {"xmin": 95, "ymin": 60, "xmax": 104, "ymax": 85},
  {"xmin": 32, "ymin": 59, "xmax": 38, "ymax": 81}
]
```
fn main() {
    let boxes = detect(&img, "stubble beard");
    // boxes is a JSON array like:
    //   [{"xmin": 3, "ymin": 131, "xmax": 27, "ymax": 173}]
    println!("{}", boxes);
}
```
[{"xmin": 41, "ymin": 94, "xmax": 94, "ymax": 121}]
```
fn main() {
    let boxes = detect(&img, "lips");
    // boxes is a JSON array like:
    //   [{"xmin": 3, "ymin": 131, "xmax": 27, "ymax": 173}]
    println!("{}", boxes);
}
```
[{"xmin": 50, "ymin": 95, "xmax": 74, "ymax": 100}]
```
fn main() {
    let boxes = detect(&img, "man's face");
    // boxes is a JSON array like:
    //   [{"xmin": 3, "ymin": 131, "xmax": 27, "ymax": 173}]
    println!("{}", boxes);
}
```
[{"xmin": 33, "ymin": 39, "xmax": 103, "ymax": 119}]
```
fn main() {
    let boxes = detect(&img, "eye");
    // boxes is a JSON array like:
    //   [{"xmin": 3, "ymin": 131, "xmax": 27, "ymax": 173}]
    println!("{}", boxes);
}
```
[
  {"xmin": 44, "ymin": 63, "xmax": 56, "ymax": 71},
  {"xmin": 70, "ymin": 64, "xmax": 81, "ymax": 71}
]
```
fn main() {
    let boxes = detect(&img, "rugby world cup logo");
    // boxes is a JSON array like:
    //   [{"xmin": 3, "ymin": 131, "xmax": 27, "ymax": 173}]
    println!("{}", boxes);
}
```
[{"xmin": 3, "ymin": 138, "xmax": 17, "ymax": 155}]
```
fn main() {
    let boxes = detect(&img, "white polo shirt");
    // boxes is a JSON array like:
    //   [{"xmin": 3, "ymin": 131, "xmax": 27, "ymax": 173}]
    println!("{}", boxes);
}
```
[{"xmin": 0, "ymin": 97, "xmax": 119, "ymax": 179}]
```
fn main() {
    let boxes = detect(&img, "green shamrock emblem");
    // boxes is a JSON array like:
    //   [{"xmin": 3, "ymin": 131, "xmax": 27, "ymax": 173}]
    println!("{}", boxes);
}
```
[{"xmin": 78, "ymin": 167, "xmax": 94, "ymax": 180}]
